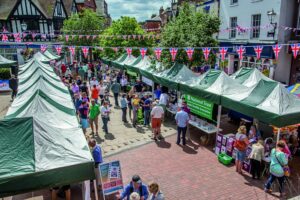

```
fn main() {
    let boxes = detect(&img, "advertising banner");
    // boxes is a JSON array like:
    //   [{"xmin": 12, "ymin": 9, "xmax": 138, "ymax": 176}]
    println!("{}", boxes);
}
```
[
  {"xmin": 184, "ymin": 94, "xmax": 214, "ymax": 120},
  {"xmin": 0, "ymin": 80, "xmax": 11, "ymax": 91},
  {"xmin": 99, "ymin": 160, "xmax": 124, "ymax": 196}
]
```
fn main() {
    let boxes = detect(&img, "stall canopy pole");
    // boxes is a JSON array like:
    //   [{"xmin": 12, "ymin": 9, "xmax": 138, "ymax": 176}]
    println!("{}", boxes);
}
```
[
  {"xmin": 216, "ymin": 105, "xmax": 222, "ymax": 135},
  {"xmin": 277, "ymin": 128, "xmax": 281, "ymax": 143}
]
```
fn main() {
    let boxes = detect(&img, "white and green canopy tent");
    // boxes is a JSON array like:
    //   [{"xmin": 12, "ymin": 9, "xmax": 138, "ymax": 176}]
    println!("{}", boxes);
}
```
[
  {"xmin": 151, "ymin": 63, "xmax": 199, "ymax": 90},
  {"xmin": 0, "ymin": 56, "xmax": 94, "ymax": 197},
  {"xmin": 112, "ymin": 55, "xmax": 137, "ymax": 70},
  {"xmin": 0, "ymin": 55, "xmax": 17, "ymax": 68},
  {"xmin": 111, "ymin": 54, "xmax": 128, "ymax": 69},
  {"xmin": 139, "ymin": 61, "xmax": 163, "ymax": 82},
  {"xmin": 231, "ymin": 67, "xmax": 272, "ymax": 87},
  {"xmin": 27, "ymin": 52, "xmax": 54, "ymax": 64},
  {"xmin": 43, "ymin": 50, "xmax": 61, "ymax": 61}
]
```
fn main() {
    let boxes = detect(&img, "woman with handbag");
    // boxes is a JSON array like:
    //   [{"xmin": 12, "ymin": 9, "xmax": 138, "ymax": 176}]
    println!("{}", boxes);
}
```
[
  {"xmin": 248, "ymin": 140, "xmax": 265, "ymax": 179},
  {"xmin": 234, "ymin": 126, "xmax": 249, "ymax": 174},
  {"xmin": 264, "ymin": 140, "xmax": 289, "ymax": 197}
]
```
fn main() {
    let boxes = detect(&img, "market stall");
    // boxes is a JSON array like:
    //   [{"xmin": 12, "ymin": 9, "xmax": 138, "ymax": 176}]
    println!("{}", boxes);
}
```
[
  {"xmin": 43, "ymin": 50, "xmax": 61, "ymax": 61},
  {"xmin": 0, "ymin": 55, "xmax": 17, "ymax": 67},
  {"xmin": 0, "ymin": 55, "xmax": 95, "ymax": 197}
]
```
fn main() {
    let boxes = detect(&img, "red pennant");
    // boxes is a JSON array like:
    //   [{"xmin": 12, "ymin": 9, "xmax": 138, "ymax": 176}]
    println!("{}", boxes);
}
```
[
  {"xmin": 236, "ymin": 46, "xmax": 245, "ymax": 60},
  {"xmin": 126, "ymin": 48, "xmax": 132, "ymax": 57},
  {"xmin": 169, "ymin": 48, "xmax": 178, "ymax": 61},
  {"xmin": 65, "ymin": 35, "xmax": 69, "ymax": 42},
  {"xmin": 40, "ymin": 44, "xmax": 48, "ymax": 52},
  {"xmin": 272, "ymin": 44, "xmax": 282, "ymax": 60},
  {"xmin": 54, "ymin": 45, "xmax": 62, "ymax": 55},
  {"xmin": 202, "ymin": 48, "xmax": 211, "ymax": 61},
  {"xmin": 1, "ymin": 34, "xmax": 8, "ymax": 42},
  {"xmin": 140, "ymin": 48, "xmax": 147, "ymax": 59},
  {"xmin": 185, "ymin": 48, "xmax": 194, "ymax": 61},
  {"xmin": 154, "ymin": 48, "xmax": 162, "ymax": 60},
  {"xmin": 219, "ymin": 47, "xmax": 228, "ymax": 61},
  {"xmin": 82, "ymin": 46, "xmax": 89, "ymax": 58},
  {"xmin": 254, "ymin": 46, "xmax": 263, "ymax": 60},
  {"xmin": 291, "ymin": 44, "xmax": 300, "ymax": 59},
  {"xmin": 68, "ymin": 46, "xmax": 75, "ymax": 56}
]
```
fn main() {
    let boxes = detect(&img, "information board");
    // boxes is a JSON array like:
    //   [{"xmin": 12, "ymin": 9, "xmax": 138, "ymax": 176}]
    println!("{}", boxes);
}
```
[
  {"xmin": 99, "ymin": 160, "xmax": 124, "ymax": 196},
  {"xmin": 184, "ymin": 94, "xmax": 213, "ymax": 120},
  {"xmin": 0, "ymin": 80, "xmax": 10, "ymax": 91}
]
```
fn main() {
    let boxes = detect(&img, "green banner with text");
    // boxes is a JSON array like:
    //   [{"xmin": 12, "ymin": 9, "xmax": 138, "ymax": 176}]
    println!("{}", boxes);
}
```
[{"xmin": 184, "ymin": 94, "xmax": 213, "ymax": 120}]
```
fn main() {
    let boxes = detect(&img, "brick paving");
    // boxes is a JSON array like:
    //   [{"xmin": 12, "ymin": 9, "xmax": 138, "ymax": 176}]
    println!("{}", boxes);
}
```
[{"xmin": 106, "ymin": 134, "xmax": 280, "ymax": 200}]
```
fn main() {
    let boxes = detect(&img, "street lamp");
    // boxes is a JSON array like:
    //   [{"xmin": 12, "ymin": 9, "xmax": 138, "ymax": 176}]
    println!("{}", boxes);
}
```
[{"xmin": 267, "ymin": 9, "xmax": 277, "ymax": 39}]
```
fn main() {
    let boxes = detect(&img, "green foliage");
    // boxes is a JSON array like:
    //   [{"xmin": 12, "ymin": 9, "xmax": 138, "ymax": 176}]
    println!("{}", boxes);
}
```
[
  {"xmin": 0, "ymin": 68, "xmax": 11, "ymax": 79},
  {"xmin": 160, "ymin": 3, "xmax": 220, "ymax": 68},
  {"xmin": 99, "ymin": 17, "xmax": 155, "ymax": 59},
  {"xmin": 62, "ymin": 9, "xmax": 104, "ymax": 47}
]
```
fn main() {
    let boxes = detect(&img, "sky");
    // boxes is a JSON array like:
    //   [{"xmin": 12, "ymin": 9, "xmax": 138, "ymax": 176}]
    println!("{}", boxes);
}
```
[{"xmin": 106, "ymin": 0, "xmax": 171, "ymax": 22}]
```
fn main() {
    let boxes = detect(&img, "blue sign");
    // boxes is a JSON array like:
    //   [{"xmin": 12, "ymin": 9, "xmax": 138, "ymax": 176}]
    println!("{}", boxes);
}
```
[{"xmin": 0, "ymin": 80, "xmax": 10, "ymax": 91}]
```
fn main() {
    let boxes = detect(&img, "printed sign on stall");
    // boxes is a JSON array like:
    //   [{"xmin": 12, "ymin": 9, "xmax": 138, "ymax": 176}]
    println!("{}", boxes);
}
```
[
  {"xmin": 0, "ymin": 80, "xmax": 11, "ymax": 91},
  {"xmin": 184, "ymin": 94, "xmax": 214, "ymax": 120},
  {"xmin": 142, "ymin": 76, "xmax": 153, "ymax": 86},
  {"xmin": 99, "ymin": 160, "xmax": 124, "ymax": 196}
]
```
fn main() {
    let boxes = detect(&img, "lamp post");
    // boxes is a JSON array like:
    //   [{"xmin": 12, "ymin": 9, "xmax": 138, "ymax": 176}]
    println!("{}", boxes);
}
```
[{"xmin": 267, "ymin": 9, "xmax": 277, "ymax": 39}]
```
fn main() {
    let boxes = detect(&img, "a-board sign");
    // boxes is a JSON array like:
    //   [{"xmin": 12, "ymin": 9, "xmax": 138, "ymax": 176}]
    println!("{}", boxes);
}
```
[
  {"xmin": 0, "ymin": 80, "xmax": 11, "ymax": 91},
  {"xmin": 184, "ymin": 94, "xmax": 213, "ymax": 120},
  {"xmin": 99, "ymin": 160, "xmax": 124, "ymax": 196}
]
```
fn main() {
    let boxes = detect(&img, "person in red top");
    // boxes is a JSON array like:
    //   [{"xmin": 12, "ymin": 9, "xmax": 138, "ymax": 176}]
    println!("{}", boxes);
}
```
[
  {"xmin": 61, "ymin": 64, "xmax": 67, "ymax": 76},
  {"xmin": 91, "ymin": 84, "xmax": 99, "ymax": 103}
]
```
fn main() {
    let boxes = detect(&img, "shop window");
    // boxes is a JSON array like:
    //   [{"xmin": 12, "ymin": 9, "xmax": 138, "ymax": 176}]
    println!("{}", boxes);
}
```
[
  {"xmin": 230, "ymin": 17, "xmax": 237, "ymax": 38},
  {"xmin": 251, "ymin": 14, "xmax": 261, "ymax": 39}
]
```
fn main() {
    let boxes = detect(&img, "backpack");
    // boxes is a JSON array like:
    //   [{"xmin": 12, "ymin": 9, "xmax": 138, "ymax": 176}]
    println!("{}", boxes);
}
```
[{"xmin": 234, "ymin": 135, "xmax": 247, "ymax": 151}]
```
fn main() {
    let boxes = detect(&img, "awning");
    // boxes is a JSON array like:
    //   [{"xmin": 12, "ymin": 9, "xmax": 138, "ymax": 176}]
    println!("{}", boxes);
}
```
[{"xmin": 0, "ymin": 55, "xmax": 17, "ymax": 68}]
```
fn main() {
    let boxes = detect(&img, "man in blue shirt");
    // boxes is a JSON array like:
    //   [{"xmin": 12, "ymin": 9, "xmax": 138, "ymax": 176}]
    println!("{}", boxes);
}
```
[
  {"xmin": 154, "ymin": 85, "xmax": 161, "ymax": 100},
  {"xmin": 175, "ymin": 107, "xmax": 189, "ymax": 146},
  {"xmin": 116, "ymin": 175, "xmax": 149, "ymax": 200},
  {"xmin": 88, "ymin": 139, "xmax": 103, "ymax": 168},
  {"xmin": 143, "ymin": 95, "xmax": 151, "ymax": 126}
]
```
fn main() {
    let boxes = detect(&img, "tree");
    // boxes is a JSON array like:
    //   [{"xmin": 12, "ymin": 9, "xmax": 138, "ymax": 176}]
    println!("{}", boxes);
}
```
[
  {"xmin": 62, "ymin": 9, "xmax": 105, "ymax": 47},
  {"xmin": 99, "ymin": 17, "xmax": 155, "ymax": 59},
  {"xmin": 160, "ymin": 3, "xmax": 220, "ymax": 68}
]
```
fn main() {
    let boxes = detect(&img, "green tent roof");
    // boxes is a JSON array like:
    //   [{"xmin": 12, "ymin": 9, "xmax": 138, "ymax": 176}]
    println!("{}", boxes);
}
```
[
  {"xmin": 102, "ymin": 57, "xmax": 111, "ymax": 65},
  {"xmin": 0, "ymin": 55, "xmax": 94, "ymax": 197},
  {"xmin": 0, "ymin": 55, "xmax": 17, "ymax": 68},
  {"xmin": 43, "ymin": 50, "xmax": 61, "ymax": 61},
  {"xmin": 231, "ymin": 67, "xmax": 272, "ymax": 87},
  {"xmin": 112, "ymin": 54, "xmax": 137, "ymax": 70}
]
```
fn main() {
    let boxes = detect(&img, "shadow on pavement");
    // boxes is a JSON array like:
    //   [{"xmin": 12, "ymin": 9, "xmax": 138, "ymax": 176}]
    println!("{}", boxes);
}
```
[
  {"xmin": 155, "ymin": 140, "xmax": 171, "ymax": 149},
  {"xmin": 104, "ymin": 133, "xmax": 115, "ymax": 140},
  {"xmin": 94, "ymin": 135, "xmax": 105, "ymax": 144},
  {"xmin": 136, "ymin": 126, "xmax": 145, "ymax": 134},
  {"xmin": 124, "ymin": 123, "xmax": 133, "ymax": 128},
  {"xmin": 182, "ymin": 145, "xmax": 198, "ymax": 154}
]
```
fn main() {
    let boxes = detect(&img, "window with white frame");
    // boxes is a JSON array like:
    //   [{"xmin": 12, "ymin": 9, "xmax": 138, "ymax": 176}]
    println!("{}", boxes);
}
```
[
  {"xmin": 230, "ymin": 17, "xmax": 237, "ymax": 38},
  {"xmin": 251, "ymin": 14, "xmax": 261, "ymax": 38},
  {"xmin": 230, "ymin": 0, "xmax": 238, "ymax": 5}
]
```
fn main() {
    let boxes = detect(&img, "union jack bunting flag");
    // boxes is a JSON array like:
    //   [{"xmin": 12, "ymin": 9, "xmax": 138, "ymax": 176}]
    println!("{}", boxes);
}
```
[
  {"xmin": 185, "ymin": 48, "xmax": 194, "ymax": 61},
  {"xmin": 40, "ymin": 44, "xmax": 48, "ymax": 52},
  {"xmin": 254, "ymin": 46, "xmax": 263, "ymax": 60},
  {"xmin": 140, "ymin": 48, "xmax": 147, "ymax": 59},
  {"xmin": 154, "ymin": 48, "xmax": 162, "ymax": 61},
  {"xmin": 86, "ymin": 35, "xmax": 90, "ymax": 40},
  {"xmin": 68, "ymin": 46, "xmax": 75, "ymax": 56},
  {"xmin": 126, "ymin": 48, "xmax": 132, "ymax": 57},
  {"xmin": 272, "ymin": 44, "xmax": 282, "ymax": 60},
  {"xmin": 1, "ymin": 34, "xmax": 8, "ymax": 42},
  {"xmin": 202, "ymin": 48, "xmax": 211, "ymax": 61},
  {"xmin": 236, "ymin": 46, "xmax": 245, "ymax": 60},
  {"xmin": 15, "ymin": 37, "xmax": 21, "ymax": 43},
  {"xmin": 82, "ymin": 46, "xmax": 89, "ymax": 58},
  {"xmin": 219, "ymin": 47, "xmax": 228, "ymax": 61},
  {"xmin": 291, "ymin": 43, "xmax": 300, "ymax": 59},
  {"xmin": 112, "ymin": 47, "xmax": 119, "ymax": 53},
  {"xmin": 65, "ymin": 35, "xmax": 69, "ymax": 42},
  {"xmin": 22, "ymin": 33, "xmax": 27, "ymax": 38},
  {"xmin": 169, "ymin": 48, "xmax": 178, "ymax": 61},
  {"xmin": 54, "ymin": 45, "xmax": 62, "ymax": 55},
  {"xmin": 41, "ymin": 34, "xmax": 47, "ymax": 39}
]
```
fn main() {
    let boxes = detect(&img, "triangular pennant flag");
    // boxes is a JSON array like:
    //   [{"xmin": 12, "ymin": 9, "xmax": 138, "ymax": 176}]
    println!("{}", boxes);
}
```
[
  {"xmin": 169, "ymin": 48, "xmax": 178, "ymax": 61},
  {"xmin": 86, "ymin": 35, "xmax": 90, "ymax": 40},
  {"xmin": 22, "ymin": 33, "xmax": 27, "ymax": 38},
  {"xmin": 65, "ymin": 35, "xmax": 69, "ymax": 42},
  {"xmin": 97, "ymin": 47, "xmax": 103, "ymax": 51},
  {"xmin": 142, "ymin": 35, "xmax": 145, "ymax": 40},
  {"xmin": 79, "ymin": 35, "xmax": 83, "ymax": 39},
  {"xmin": 123, "ymin": 35, "xmax": 127, "ymax": 40},
  {"xmin": 140, "ymin": 48, "xmax": 147, "ymax": 59},
  {"xmin": 13, "ymin": 33, "xmax": 19, "ymax": 39},
  {"xmin": 202, "ymin": 47, "xmax": 211, "ymax": 61},
  {"xmin": 154, "ymin": 48, "xmax": 162, "ymax": 61},
  {"xmin": 152, "ymin": 35, "xmax": 155, "ymax": 39},
  {"xmin": 272, "ymin": 44, "xmax": 282, "ymax": 60},
  {"xmin": 185, "ymin": 48, "xmax": 194, "ymax": 61},
  {"xmin": 15, "ymin": 37, "xmax": 21, "ymax": 43},
  {"xmin": 93, "ymin": 35, "xmax": 97, "ymax": 40},
  {"xmin": 41, "ymin": 34, "xmax": 47, "ymax": 39},
  {"xmin": 40, "ymin": 44, "xmax": 48, "ymax": 52},
  {"xmin": 138, "ymin": 35, "xmax": 141, "ymax": 40},
  {"xmin": 147, "ymin": 35, "xmax": 151, "ymax": 39},
  {"xmin": 68, "ymin": 46, "xmax": 75, "ymax": 56},
  {"xmin": 126, "ymin": 48, "xmax": 132, "ymax": 57},
  {"xmin": 290, "ymin": 43, "xmax": 300, "ymax": 59},
  {"xmin": 112, "ymin": 47, "xmax": 118, "ymax": 53},
  {"xmin": 219, "ymin": 47, "xmax": 228, "ymax": 61},
  {"xmin": 32, "ymin": 33, "xmax": 37, "ymax": 40},
  {"xmin": 54, "ymin": 45, "xmax": 62, "ymax": 55},
  {"xmin": 254, "ymin": 46, "xmax": 263, "ymax": 60},
  {"xmin": 236, "ymin": 46, "xmax": 245, "ymax": 60},
  {"xmin": 1, "ymin": 34, "xmax": 8, "ymax": 42},
  {"xmin": 82, "ymin": 46, "xmax": 89, "ymax": 58}
]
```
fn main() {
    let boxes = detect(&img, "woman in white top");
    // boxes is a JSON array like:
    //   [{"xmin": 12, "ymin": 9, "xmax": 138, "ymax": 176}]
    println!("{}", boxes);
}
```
[{"xmin": 248, "ymin": 140, "xmax": 265, "ymax": 179}]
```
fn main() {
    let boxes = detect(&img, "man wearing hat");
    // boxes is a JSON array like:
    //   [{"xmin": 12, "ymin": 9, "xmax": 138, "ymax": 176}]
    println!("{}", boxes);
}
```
[
  {"xmin": 116, "ymin": 175, "xmax": 149, "ymax": 200},
  {"xmin": 9, "ymin": 74, "xmax": 18, "ymax": 102}
]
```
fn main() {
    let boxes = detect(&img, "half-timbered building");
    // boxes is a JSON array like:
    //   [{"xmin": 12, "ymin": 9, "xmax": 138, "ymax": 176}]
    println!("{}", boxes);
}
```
[{"xmin": 0, "ymin": 0, "xmax": 77, "ymax": 35}]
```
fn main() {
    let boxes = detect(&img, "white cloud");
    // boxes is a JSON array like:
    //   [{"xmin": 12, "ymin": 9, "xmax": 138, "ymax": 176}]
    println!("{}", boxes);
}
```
[{"xmin": 106, "ymin": 0, "xmax": 171, "ymax": 21}]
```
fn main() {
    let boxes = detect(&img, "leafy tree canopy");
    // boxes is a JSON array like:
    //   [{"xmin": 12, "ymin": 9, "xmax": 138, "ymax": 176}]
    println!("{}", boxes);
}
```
[
  {"xmin": 100, "ymin": 16, "xmax": 155, "ymax": 59},
  {"xmin": 160, "ymin": 3, "xmax": 220, "ymax": 68},
  {"xmin": 62, "ymin": 9, "xmax": 104, "ymax": 46}
]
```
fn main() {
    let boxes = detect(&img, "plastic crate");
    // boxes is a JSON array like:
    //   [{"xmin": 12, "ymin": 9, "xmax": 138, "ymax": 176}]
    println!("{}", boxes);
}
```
[{"xmin": 218, "ymin": 153, "xmax": 233, "ymax": 166}]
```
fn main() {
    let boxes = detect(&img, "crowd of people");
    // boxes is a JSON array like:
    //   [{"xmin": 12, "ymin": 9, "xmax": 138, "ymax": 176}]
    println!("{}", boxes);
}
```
[{"xmin": 233, "ymin": 124, "xmax": 297, "ymax": 198}]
